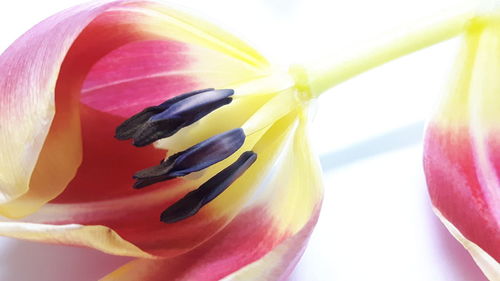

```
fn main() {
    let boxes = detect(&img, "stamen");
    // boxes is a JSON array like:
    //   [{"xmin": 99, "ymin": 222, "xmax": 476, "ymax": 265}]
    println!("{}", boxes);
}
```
[
  {"xmin": 133, "ymin": 89, "xmax": 234, "ymax": 147},
  {"xmin": 115, "ymin": 88, "xmax": 213, "ymax": 140},
  {"xmin": 160, "ymin": 151, "xmax": 257, "ymax": 223},
  {"xmin": 133, "ymin": 128, "xmax": 246, "ymax": 188}
]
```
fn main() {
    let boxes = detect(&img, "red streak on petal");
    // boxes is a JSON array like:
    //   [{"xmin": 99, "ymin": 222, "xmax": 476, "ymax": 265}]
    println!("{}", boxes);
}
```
[
  {"xmin": 81, "ymin": 40, "xmax": 197, "ymax": 117},
  {"xmin": 82, "ymin": 74, "xmax": 195, "ymax": 117},
  {"xmin": 83, "ymin": 40, "xmax": 188, "ymax": 89},
  {"xmin": 424, "ymin": 125, "xmax": 500, "ymax": 262}
]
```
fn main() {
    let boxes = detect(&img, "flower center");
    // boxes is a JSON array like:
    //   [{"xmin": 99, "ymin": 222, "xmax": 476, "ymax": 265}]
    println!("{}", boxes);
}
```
[{"xmin": 116, "ymin": 88, "xmax": 257, "ymax": 223}]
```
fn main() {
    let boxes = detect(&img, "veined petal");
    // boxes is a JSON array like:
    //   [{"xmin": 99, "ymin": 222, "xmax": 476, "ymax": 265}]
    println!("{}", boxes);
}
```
[
  {"xmin": 101, "ymin": 111, "xmax": 323, "ymax": 280},
  {"xmin": 0, "ymin": 0, "xmax": 269, "ymax": 218},
  {"xmin": 424, "ymin": 15, "xmax": 500, "ymax": 274},
  {"xmin": 0, "ymin": 0, "xmax": 118, "ymax": 217}
]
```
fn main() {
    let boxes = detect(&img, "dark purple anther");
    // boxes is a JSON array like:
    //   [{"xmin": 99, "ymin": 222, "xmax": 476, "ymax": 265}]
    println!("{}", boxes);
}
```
[
  {"xmin": 115, "ymin": 88, "xmax": 234, "ymax": 147},
  {"xmin": 160, "ymin": 151, "xmax": 257, "ymax": 223},
  {"xmin": 133, "ymin": 128, "xmax": 246, "ymax": 188}
]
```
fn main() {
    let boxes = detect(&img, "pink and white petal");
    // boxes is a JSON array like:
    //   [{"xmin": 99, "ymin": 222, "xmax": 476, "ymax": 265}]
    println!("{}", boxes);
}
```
[
  {"xmin": 434, "ymin": 208, "xmax": 500, "ymax": 280},
  {"xmin": 100, "ymin": 111, "xmax": 323, "ymax": 280},
  {"xmin": 424, "ymin": 125, "xmax": 500, "ymax": 263},
  {"xmin": 424, "ymin": 18, "xmax": 500, "ymax": 271},
  {"xmin": 0, "ymin": 0, "xmax": 121, "ymax": 217}
]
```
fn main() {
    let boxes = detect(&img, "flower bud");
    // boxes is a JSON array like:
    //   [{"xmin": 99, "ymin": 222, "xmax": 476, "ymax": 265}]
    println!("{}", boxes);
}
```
[{"xmin": 424, "ymin": 16, "xmax": 500, "ymax": 279}]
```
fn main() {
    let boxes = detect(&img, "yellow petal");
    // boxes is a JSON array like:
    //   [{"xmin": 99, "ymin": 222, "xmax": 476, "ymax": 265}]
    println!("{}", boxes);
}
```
[{"xmin": 0, "ymin": 221, "xmax": 151, "ymax": 258}]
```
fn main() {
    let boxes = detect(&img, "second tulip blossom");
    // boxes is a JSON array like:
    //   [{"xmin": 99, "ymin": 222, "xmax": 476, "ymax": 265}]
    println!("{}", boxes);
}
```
[{"xmin": 424, "ymin": 14, "xmax": 500, "ymax": 279}]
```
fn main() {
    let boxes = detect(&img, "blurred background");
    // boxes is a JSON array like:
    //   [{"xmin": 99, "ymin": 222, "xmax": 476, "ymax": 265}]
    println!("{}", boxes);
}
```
[{"xmin": 0, "ymin": 0, "xmax": 489, "ymax": 280}]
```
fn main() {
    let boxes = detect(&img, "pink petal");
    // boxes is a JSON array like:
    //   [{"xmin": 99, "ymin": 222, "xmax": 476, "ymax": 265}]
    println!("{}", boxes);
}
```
[
  {"xmin": 101, "ymin": 206, "xmax": 320, "ymax": 281},
  {"xmin": 424, "ymin": 125, "xmax": 500, "ymax": 262}
]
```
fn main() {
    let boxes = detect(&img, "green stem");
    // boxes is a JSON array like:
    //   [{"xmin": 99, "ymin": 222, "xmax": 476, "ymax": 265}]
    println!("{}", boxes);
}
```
[{"xmin": 305, "ymin": 9, "xmax": 476, "ymax": 98}]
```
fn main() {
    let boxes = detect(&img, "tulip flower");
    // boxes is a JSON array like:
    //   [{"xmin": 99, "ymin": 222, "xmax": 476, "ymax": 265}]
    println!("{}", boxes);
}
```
[
  {"xmin": 424, "ymin": 14, "xmax": 500, "ymax": 280},
  {"xmin": 0, "ymin": 0, "xmax": 490, "ymax": 279},
  {"xmin": 0, "ymin": 0, "xmax": 323, "ymax": 279}
]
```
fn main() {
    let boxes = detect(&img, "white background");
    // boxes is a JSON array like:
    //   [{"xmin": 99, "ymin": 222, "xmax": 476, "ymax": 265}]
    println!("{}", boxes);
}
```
[{"xmin": 0, "ymin": 0, "xmax": 490, "ymax": 280}]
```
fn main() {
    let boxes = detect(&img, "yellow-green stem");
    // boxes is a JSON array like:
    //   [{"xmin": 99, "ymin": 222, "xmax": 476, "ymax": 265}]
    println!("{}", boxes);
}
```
[{"xmin": 306, "ymin": 9, "xmax": 476, "ymax": 98}]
